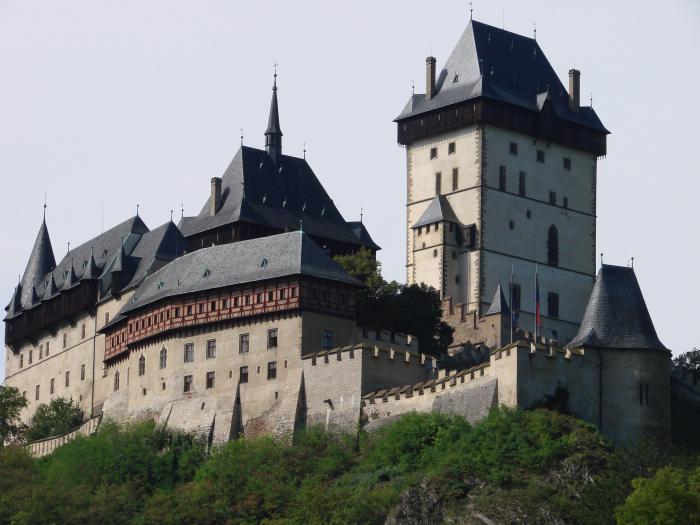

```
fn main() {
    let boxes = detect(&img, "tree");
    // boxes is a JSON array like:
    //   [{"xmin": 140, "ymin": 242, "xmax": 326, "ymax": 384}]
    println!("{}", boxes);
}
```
[
  {"xmin": 0, "ymin": 385, "xmax": 27, "ymax": 447},
  {"xmin": 334, "ymin": 250, "xmax": 453, "ymax": 356},
  {"xmin": 673, "ymin": 347, "xmax": 700, "ymax": 377},
  {"xmin": 615, "ymin": 466, "xmax": 700, "ymax": 525},
  {"xmin": 25, "ymin": 397, "xmax": 83, "ymax": 442}
]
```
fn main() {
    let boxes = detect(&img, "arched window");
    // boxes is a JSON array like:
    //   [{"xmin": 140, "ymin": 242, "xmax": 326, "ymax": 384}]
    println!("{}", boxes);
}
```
[
  {"xmin": 159, "ymin": 347, "xmax": 167, "ymax": 369},
  {"xmin": 114, "ymin": 371, "xmax": 120, "ymax": 391},
  {"xmin": 138, "ymin": 355, "xmax": 145, "ymax": 376},
  {"xmin": 547, "ymin": 225, "xmax": 559, "ymax": 267}
]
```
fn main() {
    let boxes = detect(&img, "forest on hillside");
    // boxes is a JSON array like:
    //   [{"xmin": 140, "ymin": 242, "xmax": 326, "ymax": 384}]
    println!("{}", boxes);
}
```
[{"xmin": 1, "ymin": 408, "xmax": 699, "ymax": 525}]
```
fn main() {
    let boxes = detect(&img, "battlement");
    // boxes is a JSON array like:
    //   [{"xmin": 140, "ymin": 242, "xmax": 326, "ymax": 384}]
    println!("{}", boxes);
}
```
[
  {"xmin": 492, "ymin": 334, "xmax": 583, "ymax": 362},
  {"xmin": 302, "ymin": 343, "xmax": 436, "ymax": 370},
  {"xmin": 355, "ymin": 326, "xmax": 419, "ymax": 351}
]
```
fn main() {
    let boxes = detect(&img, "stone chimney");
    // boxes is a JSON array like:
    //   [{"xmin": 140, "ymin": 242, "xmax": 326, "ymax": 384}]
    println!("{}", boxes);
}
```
[
  {"xmin": 426, "ymin": 56, "xmax": 437, "ymax": 99},
  {"xmin": 568, "ymin": 69, "xmax": 580, "ymax": 112},
  {"xmin": 210, "ymin": 177, "xmax": 222, "ymax": 215}
]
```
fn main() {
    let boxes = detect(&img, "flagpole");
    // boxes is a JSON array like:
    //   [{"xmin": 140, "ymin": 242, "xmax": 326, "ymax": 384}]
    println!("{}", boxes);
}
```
[
  {"xmin": 535, "ymin": 262, "xmax": 539, "ymax": 340},
  {"xmin": 509, "ymin": 264, "xmax": 513, "ymax": 344}
]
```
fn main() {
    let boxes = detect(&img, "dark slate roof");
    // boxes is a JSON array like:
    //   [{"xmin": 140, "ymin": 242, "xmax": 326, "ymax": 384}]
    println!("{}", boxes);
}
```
[
  {"xmin": 18, "ymin": 219, "xmax": 56, "ymax": 307},
  {"xmin": 178, "ymin": 146, "xmax": 379, "ymax": 250},
  {"xmin": 568, "ymin": 265, "xmax": 667, "ymax": 352},
  {"xmin": 485, "ymin": 283, "xmax": 510, "ymax": 315},
  {"xmin": 118, "ymin": 231, "xmax": 361, "ymax": 316},
  {"xmin": 395, "ymin": 20, "xmax": 608, "ymax": 134},
  {"xmin": 265, "ymin": 77, "xmax": 282, "ymax": 137},
  {"xmin": 346, "ymin": 221, "xmax": 380, "ymax": 251},
  {"xmin": 412, "ymin": 195, "xmax": 460, "ymax": 229}
]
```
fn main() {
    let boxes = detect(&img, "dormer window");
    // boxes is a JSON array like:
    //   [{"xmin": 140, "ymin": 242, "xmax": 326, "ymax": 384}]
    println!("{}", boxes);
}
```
[{"xmin": 453, "ymin": 74, "xmax": 459, "ymax": 83}]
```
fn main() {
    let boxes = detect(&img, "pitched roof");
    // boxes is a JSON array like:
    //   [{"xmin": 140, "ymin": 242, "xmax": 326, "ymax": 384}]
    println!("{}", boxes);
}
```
[
  {"xmin": 396, "ymin": 20, "xmax": 608, "ymax": 134},
  {"xmin": 178, "ymin": 146, "xmax": 378, "ymax": 250},
  {"xmin": 485, "ymin": 283, "xmax": 510, "ymax": 315},
  {"xmin": 118, "ymin": 231, "xmax": 360, "ymax": 316},
  {"xmin": 568, "ymin": 265, "xmax": 667, "ymax": 352},
  {"xmin": 346, "ymin": 221, "xmax": 380, "ymax": 251},
  {"xmin": 412, "ymin": 195, "xmax": 460, "ymax": 229},
  {"xmin": 19, "ymin": 219, "xmax": 56, "ymax": 307}
]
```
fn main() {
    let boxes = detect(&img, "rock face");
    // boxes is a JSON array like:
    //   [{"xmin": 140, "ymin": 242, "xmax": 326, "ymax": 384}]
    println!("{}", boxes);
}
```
[{"xmin": 384, "ymin": 479, "xmax": 443, "ymax": 525}]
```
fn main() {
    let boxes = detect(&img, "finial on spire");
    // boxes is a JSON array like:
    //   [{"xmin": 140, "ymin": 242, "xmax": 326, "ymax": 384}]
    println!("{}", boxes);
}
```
[
  {"xmin": 181, "ymin": 203, "xmax": 184, "ymax": 219},
  {"xmin": 273, "ymin": 61, "xmax": 278, "ymax": 88},
  {"xmin": 600, "ymin": 252, "xmax": 604, "ymax": 266},
  {"xmin": 533, "ymin": 22, "xmax": 537, "ymax": 41},
  {"xmin": 631, "ymin": 256, "xmax": 635, "ymax": 269},
  {"xmin": 265, "ymin": 67, "xmax": 283, "ymax": 165},
  {"xmin": 360, "ymin": 207, "xmax": 364, "ymax": 224},
  {"xmin": 469, "ymin": 1, "xmax": 473, "ymax": 21},
  {"xmin": 43, "ymin": 193, "xmax": 47, "ymax": 220},
  {"xmin": 299, "ymin": 218, "xmax": 303, "ymax": 233},
  {"xmin": 136, "ymin": 203, "xmax": 140, "ymax": 217},
  {"xmin": 590, "ymin": 92, "xmax": 593, "ymax": 108},
  {"xmin": 170, "ymin": 209, "xmax": 174, "ymax": 222},
  {"xmin": 411, "ymin": 80, "xmax": 415, "ymax": 95},
  {"xmin": 303, "ymin": 142, "xmax": 306, "ymax": 160},
  {"xmin": 67, "ymin": 241, "xmax": 70, "ymax": 254},
  {"xmin": 240, "ymin": 128, "xmax": 244, "ymax": 145}
]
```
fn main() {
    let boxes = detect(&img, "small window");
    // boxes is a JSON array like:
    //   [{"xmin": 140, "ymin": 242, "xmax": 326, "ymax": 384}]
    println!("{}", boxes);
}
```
[
  {"xmin": 240, "ymin": 366, "xmax": 249, "ymax": 384},
  {"xmin": 175, "ymin": 307, "xmax": 180, "ymax": 317},
  {"xmin": 35, "ymin": 384, "xmax": 40, "ymax": 400},
  {"xmin": 498, "ymin": 166, "xmax": 506, "ymax": 191},
  {"xmin": 537, "ymin": 150, "xmax": 545, "ymax": 163},
  {"xmin": 198, "ymin": 303, "xmax": 204, "ymax": 314},
  {"xmin": 452, "ymin": 168, "xmax": 458, "ymax": 191},
  {"xmin": 210, "ymin": 301, "xmax": 217, "ymax": 311},
  {"xmin": 435, "ymin": 172, "xmax": 442, "ymax": 195},
  {"xmin": 206, "ymin": 339, "xmax": 216, "ymax": 359},
  {"xmin": 184, "ymin": 375, "xmax": 193, "ymax": 393},
  {"xmin": 549, "ymin": 191, "xmax": 557, "ymax": 205},
  {"xmin": 222, "ymin": 298, "xmax": 228, "ymax": 308},
  {"xmin": 519, "ymin": 171, "xmax": 526, "ymax": 196},
  {"xmin": 65, "ymin": 371, "xmax": 70, "ymax": 387},
  {"xmin": 81, "ymin": 363, "xmax": 86, "ymax": 381},
  {"xmin": 186, "ymin": 305, "xmax": 192, "ymax": 315},
  {"xmin": 63, "ymin": 333, "xmax": 67, "ymax": 348},
  {"xmin": 563, "ymin": 157, "xmax": 572, "ymax": 170},
  {"xmin": 267, "ymin": 361, "xmax": 277, "ymax": 380},
  {"xmin": 206, "ymin": 371, "xmax": 215, "ymax": 389},
  {"xmin": 291, "ymin": 288, "xmax": 297, "ymax": 298},
  {"xmin": 184, "ymin": 343, "xmax": 194, "ymax": 363},
  {"xmin": 433, "ymin": 249, "xmax": 438, "ymax": 258},
  {"xmin": 239, "ymin": 333, "xmax": 250, "ymax": 354},
  {"xmin": 256, "ymin": 293, "xmax": 263, "ymax": 303},
  {"xmin": 563, "ymin": 197, "xmax": 568, "ymax": 209},
  {"xmin": 138, "ymin": 355, "xmax": 145, "ymax": 376},
  {"xmin": 526, "ymin": 210, "xmax": 532, "ymax": 219},
  {"xmin": 267, "ymin": 291, "xmax": 274, "ymax": 302},
  {"xmin": 279, "ymin": 289, "xmax": 286, "ymax": 300},
  {"xmin": 45, "ymin": 341, "xmax": 49, "ymax": 355},
  {"xmin": 512, "ymin": 284, "xmax": 522, "ymax": 311},
  {"xmin": 509, "ymin": 220, "xmax": 514, "ymax": 230},
  {"xmin": 267, "ymin": 329, "xmax": 278, "ymax": 349},
  {"xmin": 448, "ymin": 142, "xmax": 456, "ymax": 155},
  {"xmin": 19, "ymin": 354, "xmax": 23, "ymax": 368},
  {"xmin": 245, "ymin": 295, "xmax": 251, "ymax": 306},
  {"xmin": 509, "ymin": 142, "xmax": 518, "ymax": 155},
  {"xmin": 234, "ymin": 297, "xmax": 240, "ymax": 307},
  {"xmin": 105, "ymin": 312, "xmax": 110, "ymax": 325},
  {"xmin": 548, "ymin": 292, "xmax": 559, "ymax": 318},
  {"xmin": 50, "ymin": 378, "xmax": 55, "ymax": 394},
  {"xmin": 322, "ymin": 329, "xmax": 334, "ymax": 350},
  {"xmin": 114, "ymin": 371, "xmax": 120, "ymax": 391},
  {"xmin": 430, "ymin": 147, "xmax": 437, "ymax": 159},
  {"xmin": 639, "ymin": 383, "xmax": 651, "ymax": 406},
  {"xmin": 81, "ymin": 324, "xmax": 86, "ymax": 339},
  {"xmin": 547, "ymin": 225, "xmax": 559, "ymax": 267},
  {"xmin": 39, "ymin": 344, "xmax": 43, "ymax": 359},
  {"xmin": 160, "ymin": 347, "xmax": 167, "ymax": 369}
]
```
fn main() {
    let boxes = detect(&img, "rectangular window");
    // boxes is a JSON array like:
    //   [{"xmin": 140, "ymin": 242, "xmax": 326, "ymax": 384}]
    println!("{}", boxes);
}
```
[
  {"xmin": 563, "ymin": 157, "xmax": 572, "ymax": 170},
  {"xmin": 245, "ymin": 295, "xmax": 250, "ymax": 306},
  {"xmin": 20, "ymin": 354, "xmax": 23, "ymax": 368},
  {"xmin": 239, "ymin": 334, "xmax": 250, "ymax": 354},
  {"xmin": 537, "ymin": 150, "xmax": 545, "ymax": 163},
  {"xmin": 81, "ymin": 324, "xmax": 86, "ymax": 339},
  {"xmin": 548, "ymin": 292, "xmax": 559, "ymax": 318},
  {"xmin": 452, "ymin": 168, "xmax": 458, "ymax": 191},
  {"xmin": 39, "ymin": 344, "xmax": 43, "ymax": 359},
  {"xmin": 63, "ymin": 333, "xmax": 67, "ymax": 348},
  {"xmin": 105, "ymin": 312, "xmax": 110, "ymax": 325},
  {"xmin": 256, "ymin": 292, "xmax": 263, "ymax": 303},
  {"xmin": 184, "ymin": 375, "xmax": 193, "ymax": 393},
  {"xmin": 549, "ymin": 191, "xmax": 557, "ymax": 205},
  {"xmin": 206, "ymin": 339, "xmax": 216, "ymax": 359},
  {"xmin": 509, "ymin": 142, "xmax": 518, "ymax": 155},
  {"xmin": 322, "ymin": 329, "xmax": 334, "ymax": 350},
  {"xmin": 498, "ymin": 166, "xmax": 506, "ymax": 191},
  {"xmin": 430, "ymin": 147, "xmax": 437, "ymax": 159},
  {"xmin": 81, "ymin": 364, "xmax": 86, "ymax": 380},
  {"xmin": 198, "ymin": 303, "xmax": 204, "ymax": 314},
  {"xmin": 222, "ymin": 298, "xmax": 228, "ymax": 309},
  {"xmin": 206, "ymin": 371, "xmax": 215, "ymax": 389},
  {"xmin": 35, "ymin": 385, "xmax": 40, "ymax": 401},
  {"xmin": 563, "ymin": 197, "xmax": 568, "ymax": 209},
  {"xmin": 448, "ymin": 142, "xmax": 456, "ymax": 155},
  {"xmin": 45, "ymin": 341, "xmax": 49, "ymax": 355},
  {"xmin": 279, "ymin": 289, "xmax": 286, "ymax": 300},
  {"xmin": 267, "ymin": 329, "xmax": 278, "ymax": 349},
  {"xmin": 519, "ymin": 171, "xmax": 526, "ymax": 196},
  {"xmin": 267, "ymin": 291, "xmax": 274, "ymax": 302},
  {"xmin": 29, "ymin": 350, "xmax": 33, "ymax": 365},
  {"xmin": 210, "ymin": 301, "xmax": 217, "ymax": 311},
  {"xmin": 267, "ymin": 361, "xmax": 277, "ymax": 380},
  {"xmin": 291, "ymin": 288, "xmax": 297, "ymax": 298},
  {"xmin": 435, "ymin": 172, "xmax": 442, "ymax": 195},
  {"xmin": 175, "ymin": 307, "xmax": 180, "ymax": 317},
  {"xmin": 240, "ymin": 366, "xmax": 249, "ymax": 384},
  {"xmin": 186, "ymin": 305, "xmax": 192, "ymax": 315},
  {"xmin": 50, "ymin": 378, "xmax": 55, "ymax": 394},
  {"xmin": 184, "ymin": 343, "xmax": 194, "ymax": 363},
  {"xmin": 512, "ymin": 284, "xmax": 522, "ymax": 311},
  {"xmin": 65, "ymin": 371, "xmax": 70, "ymax": 387}
]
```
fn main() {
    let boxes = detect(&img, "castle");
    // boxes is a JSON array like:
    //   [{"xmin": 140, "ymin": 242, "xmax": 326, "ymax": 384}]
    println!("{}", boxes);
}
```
[{"xmin": 4, "ymin": 19, "xmax": 675, "ymax": 449}]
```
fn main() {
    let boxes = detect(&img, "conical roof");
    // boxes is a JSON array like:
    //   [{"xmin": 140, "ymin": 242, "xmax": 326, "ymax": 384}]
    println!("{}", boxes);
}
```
[
  {"xmin": 265, "ymin": 75, "xmax": 283, "ymax": 137},
  {"xmin": 82, "ymin": 248, "xmax": 101, "ymax": 280},
  {"xmin": 485, "ymin": 283, "xmax": 510, "ymax": 315},
  {"xmin": 568, "ymin": 265, "xmax": 667, "ymax": 352},
  {"xmin": 19, "ymin": 219, "xmax": 56, "ymax": 306}
]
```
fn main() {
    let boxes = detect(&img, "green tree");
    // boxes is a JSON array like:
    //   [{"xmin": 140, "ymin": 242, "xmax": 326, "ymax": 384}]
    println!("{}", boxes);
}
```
[
  {"xmin": 615, "ymin": 466, "xmax": 700, "ymax": 525},
  {"xmin": 25, "ymin": 397, "xmax": 83, "ymax": 442},
  {"xmin": 334, "ymin": 250, "xmax": 453, "ymax": 356},
  {"xmin": 0, "ymin": 385, "xmax": 27, "ymax": 447}
]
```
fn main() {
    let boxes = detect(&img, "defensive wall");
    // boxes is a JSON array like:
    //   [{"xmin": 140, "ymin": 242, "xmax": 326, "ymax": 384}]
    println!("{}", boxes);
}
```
[{"xmin": 25, "ymin": 414, "xmax": 102, "ymax": 458}]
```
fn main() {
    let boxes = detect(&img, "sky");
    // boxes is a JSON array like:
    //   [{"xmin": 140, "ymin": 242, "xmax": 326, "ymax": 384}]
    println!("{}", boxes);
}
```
[{"xmin": 1, "ymin": 0, "xmax": 698, "ymax": 381}]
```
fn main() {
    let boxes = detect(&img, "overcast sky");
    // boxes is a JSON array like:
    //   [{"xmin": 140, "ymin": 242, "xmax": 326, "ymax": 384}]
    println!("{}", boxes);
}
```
[{"xmin": 1, "ymin": 0, "xmax": 698, "ymax": 381}]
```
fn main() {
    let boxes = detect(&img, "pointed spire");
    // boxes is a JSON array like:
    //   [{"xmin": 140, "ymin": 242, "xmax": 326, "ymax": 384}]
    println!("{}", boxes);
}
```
[
  {"xmin": 29, "ymin": 284, "xmax": 40, "ymax": 306},
  {"xmin": 44, "ymin": 273, "xmax": 58, "ymax": 300},
  {"xmin": 264, "ymin": 66, "xmax": 283, "ymax": 166},
  {"xmin": 82, "ymin": 246, "xmax": 101, "ymax": 280},
  {"xmin": 6, "ymin": 283, "xmax": 23, "ymax": 317},
  {"xmin": 485, "ymin": 283, "xmax": 510, "ymax": 316},
  {"xmin": 62, "ymin": 258, "xmax": 78, "ymax": 290},
  {"xmin": 20, "ymin": 218, "xmax": 57, "ymax": 307}
]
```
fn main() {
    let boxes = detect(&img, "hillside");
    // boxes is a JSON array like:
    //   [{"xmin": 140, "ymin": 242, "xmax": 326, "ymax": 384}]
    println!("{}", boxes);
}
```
[{"xmin": 0, "ymin": 408, "xmax": 698, "ymax": 525}]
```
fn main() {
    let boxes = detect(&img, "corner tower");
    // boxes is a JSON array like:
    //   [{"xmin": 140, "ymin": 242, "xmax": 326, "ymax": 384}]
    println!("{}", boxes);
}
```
[{"xmin": 395, "ymin": 20, "xmax": 609, "ymax": 346}]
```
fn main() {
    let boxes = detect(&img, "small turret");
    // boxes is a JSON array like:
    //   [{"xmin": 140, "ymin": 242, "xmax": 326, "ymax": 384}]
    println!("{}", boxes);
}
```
[{"xmin": 264, "ymin": 72, "xmax": 283, "ymax": 166}]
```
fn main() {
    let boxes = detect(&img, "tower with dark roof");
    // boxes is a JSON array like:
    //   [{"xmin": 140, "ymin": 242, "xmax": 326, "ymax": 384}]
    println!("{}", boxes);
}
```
[{"xmin": 397, "ymin": 19, "xmax": 609, "ymax": 347}]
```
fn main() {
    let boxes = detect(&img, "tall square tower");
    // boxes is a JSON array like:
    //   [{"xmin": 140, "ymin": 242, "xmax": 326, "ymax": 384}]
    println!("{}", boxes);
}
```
[{"xmin": 395, "ymin": 20, "xmax": 608, "ymax": 346}]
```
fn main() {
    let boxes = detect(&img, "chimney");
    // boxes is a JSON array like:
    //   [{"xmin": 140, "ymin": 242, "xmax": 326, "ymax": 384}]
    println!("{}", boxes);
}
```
[
  {"xmin": 426, "ymin": 56, "xmax": 436, "ymax": 99},
  {"xmin": 210, "ymin": 177, "xmax": 222, "ymax": 215},
  {"xmin": 568, "ymin": 69, "xmax": 580, "ymax": 112}
]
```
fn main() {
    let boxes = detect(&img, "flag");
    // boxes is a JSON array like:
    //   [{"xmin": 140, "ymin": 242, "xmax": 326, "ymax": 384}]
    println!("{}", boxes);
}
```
[{"xmin": 535, "ymin": 268, "xmax": 541, "ymax": 335}]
